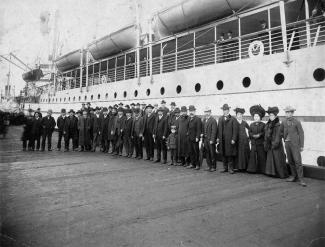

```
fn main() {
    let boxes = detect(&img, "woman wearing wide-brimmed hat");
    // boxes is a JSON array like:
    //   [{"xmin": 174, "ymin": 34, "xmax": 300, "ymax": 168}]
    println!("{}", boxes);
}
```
[
  {"xmin": 247, "ymin": 105, "xmax": 266, "ymax": 174},
  {"xmin": 233, "ymin": 107, "xmax": 250, "ymax": 171},
  {"xmin": 264, "ymin": 107, "xmax": 288, "ymax": 178}
]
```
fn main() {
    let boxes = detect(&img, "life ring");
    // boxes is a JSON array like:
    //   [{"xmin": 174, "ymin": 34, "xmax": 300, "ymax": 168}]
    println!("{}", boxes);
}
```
[{"xmin": 248, "ymin": 40, "xmax": 264, "ymax": 58}]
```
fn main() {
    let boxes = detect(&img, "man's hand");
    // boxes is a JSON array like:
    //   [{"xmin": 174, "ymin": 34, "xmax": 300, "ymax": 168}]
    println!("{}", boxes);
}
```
[
  {"xmin": 162, "ymin": 136, "xmax": 166, "ymax": 140},
  {"xmin": 231, "ymin": 140, "xmax": 235, "ymax": 145},
  {"xmin": 216, "ymin": 138, "xmax": 219, "ymax": 143},
  {"xmin": 153, "ymin": 134, "xmax": 156, "ymax": 139},
  {"xmin": 209, "ymin": 141, "xmax": 213, "ymax": 144},
  {"xmin": 195, "ymin": 138, "xmax": 199, "ymax": 142}
]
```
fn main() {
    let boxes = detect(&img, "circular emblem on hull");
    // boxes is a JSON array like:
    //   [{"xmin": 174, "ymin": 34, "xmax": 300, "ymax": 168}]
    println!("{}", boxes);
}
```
[{"xmin": 248, "ymin": 40, "xmax": 264, "ymax": 58}]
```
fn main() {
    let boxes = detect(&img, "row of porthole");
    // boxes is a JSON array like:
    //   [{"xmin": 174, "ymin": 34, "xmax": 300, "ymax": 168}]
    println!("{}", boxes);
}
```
[{"xmin": 41, "ymin": 68, "xmax": 325, "ymax": 103}]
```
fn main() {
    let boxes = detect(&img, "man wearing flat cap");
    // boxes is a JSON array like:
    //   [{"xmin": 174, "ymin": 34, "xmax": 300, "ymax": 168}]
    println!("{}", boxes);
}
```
[
  {"xmin": 187, "ymin": 105, "xmax": 202, "ymax": 170},
  {"xmin": 217, "ymin": 104, "xmax": 239, "ymax": 174},
  {"xmin": 202, "ymin": 107, "xmax": 218, "ymax": 172},
  {"xmin": 281, "ymin": 106, "xmax": 306, "ymax": 186},
  {"xmin": 56, "ymin": 109, "xmax": 67, "ymax": 151},
  {"xmin": 64, "ymin": 109, "xmax": 78, "ymax": 151},
  {"xmin": 40, "ymin": 109, "xmax": 56, "ymax": 151}
]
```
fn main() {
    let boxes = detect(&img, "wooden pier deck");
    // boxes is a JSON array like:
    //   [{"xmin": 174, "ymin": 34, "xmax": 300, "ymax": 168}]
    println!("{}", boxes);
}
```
[{"xmin": 0, "ymin": 126, "xmax": 324, "ymax": 247}]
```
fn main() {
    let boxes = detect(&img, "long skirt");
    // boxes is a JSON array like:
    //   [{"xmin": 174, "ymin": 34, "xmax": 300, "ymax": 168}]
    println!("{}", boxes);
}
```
[
  {"xmin": 265, "ymin": 148, "xmax": 288, "ymax": 178},
  {"xmin": 247, "ymin": 144, "xmax": 266, "ymax": 173}
]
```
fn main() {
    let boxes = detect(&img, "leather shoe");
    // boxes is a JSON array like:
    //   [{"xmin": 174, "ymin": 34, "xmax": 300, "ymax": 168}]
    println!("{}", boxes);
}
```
[{"xmin": 286, "ymin": 176, "xmax": 296, "ymax": 182}]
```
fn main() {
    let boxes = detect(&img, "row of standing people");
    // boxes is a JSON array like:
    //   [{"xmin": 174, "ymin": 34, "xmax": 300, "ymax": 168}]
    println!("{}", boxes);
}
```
[{"xmin": 21, "ymin": 101, "xmax": 306, "ymax": 186}]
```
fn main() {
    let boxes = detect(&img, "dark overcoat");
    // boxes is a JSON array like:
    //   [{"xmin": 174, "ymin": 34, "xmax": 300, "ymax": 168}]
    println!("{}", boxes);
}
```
[
  {"xmin": 202, "ymin": 116, "xmax": 218, "ymax": 142},
  {"xmin": 153, "ymin": 116, "xmax": 168, "ymax": 138},
  {"xmin": 176, "ymin": 115, "xmax": 189, "ymax": 157},
  {"xmin": 100, "ymin": 115, "xmax": 109, "ymax": 140},
  {"xmin": 188, "ymin": 116, "xmax": 202, "ymax": 142},
  {"xmin": 108, "ymin": 113, "xmax": 117, "ymax": 141},
  {"xmin": 78, "ymin": 116, "xmax": 91, "ymax": 146},
  {"xmin": 31, "ymin": 117, "xmax": 43, "ymax": 137},
  {"xmin": 234, "ymin": 120, "xmax": 250, "ymax": 170},
  {"xmin": 64, "ymin": 116, "xmax": 78, "ymax": 135},
  {"xmin": 217, "ymin": 115, "xmax": 239, "ymax": 157}
]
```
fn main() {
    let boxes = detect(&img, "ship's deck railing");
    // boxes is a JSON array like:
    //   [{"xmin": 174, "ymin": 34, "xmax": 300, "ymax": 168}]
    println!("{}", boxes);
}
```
[{"xmin": 58, "ymin": 16, "xmax": 325, "ymax": 92}]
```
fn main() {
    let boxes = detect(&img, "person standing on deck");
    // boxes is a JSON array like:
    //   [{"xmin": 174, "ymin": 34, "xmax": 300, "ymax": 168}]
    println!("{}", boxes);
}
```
[
  {"xmin": 202, "ymin": 107, "xmax": 218, "ymax": 172},
  {"xmin": 247, "ymin": 105, "xmax": 267, "ymax": 174},
  {"xmin": 217, "ymin": 104, "xmax": 239, "ymax": 174},
  {"xmin": 56, "ymin": 108, "xmax": 66, "ymax": 151},
  {"xmin": 143, "ymin": 104, "xmax": 155, "ymax": 161},
  {"xmin": 234, "ymin": 108, "xmax": 250, "ymax": 171},
  {"xmin": 264, "ymin": 107, "xmax": 288, "ymax": 179},
  {"xmin": 153, "ymin": 107, "xmax": 168, "ymax": 164},
  {"xmin": 64, "ymin": 109, "xmax": 78, "ymax": 152},
  {"xmin": 282, "ymin": 106, "xmax": 306, "ymax": 187},
  {"xmin": 41, "ymin": 109, "xmax": 56, "ymax": 151},
  {"xmin": 176, "ymin": 106, "xmax": 190, "ymax": 167}
]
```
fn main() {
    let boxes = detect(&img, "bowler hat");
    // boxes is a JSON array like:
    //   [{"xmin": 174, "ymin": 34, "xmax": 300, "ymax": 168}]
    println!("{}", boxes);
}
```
[
  {"xmin": 118, "ymin": 102, "xmax": 123, "ymax": 106},
  {"xmin": 117, "ymin": 107, "xmax": 124, "ymax": 112},
  {"xmin": 95, "ymin": 107, "xmax": 100, "ymax": 111},
  {"xmin": 266, "ymin": 106, "xmax": 279, "ymax": 115},
  {"xmin": 283, "ymin": 106, "xmax": 296, "ymax": 112},
  {"xmin": 125, "ymin": 109, "xmax": 132, "ymax": 114},
  {"xmin": 161, "ymin": 100, "xmax": 166, "ymax": 104},
  {"xmin": 221, "ymin": 104, "xmax": 230, "ymax": 110},
  {"xmin": 250, "ymin": 105, "xmax": 265, "ymax": 118},
  {"xmin": 157, "ymin": 107, "xmax": 164, "ymax": 112},
  {"xmin": 136, "ymin": 103, "xmax": 140, "ymax": 106},
  {"xmin": 170, "ymin": 102, "xmax": 176, "ymax": 106},
  {"xmin": 204, "ymin": 106, "xmax": 211, "ymax": 112},
  {"xmin": 28, "ymin": 108, "xmax": 33, "ymax": 112},
  {"xmin": 61, "ymin": 108, "xmax": 66, "ymax": 113},
  {"xmin": 180, "ymin": 106, "xmax": 187, "ymax": 112},
  {"xmin": 188, "ymin": 105, "xmax": 196, "ymax": 111},
  {"xmin": 87, "ymin": 102, "xmax": 91, "ymax": 105},
  {"xmin": 102, "ymin": 107, "xmax": 108, "ymax": 112},
  {"xmin": 234, "ymin": 107, "xmax": 245, "ymax": 114},
  {"xmin": 130, "ymin": 103, "xmax": 135, "ymax": 106},
  {"xmin": 145, "ymin": 104, "xmax": 153, "ymax": 109},
  {"xmin": 174, "ymin": 107, "xmax": 180, "ymax": 113},
  {"xmin": 68, "ymin": 109, "xmax": 75, "ymax": 114}
]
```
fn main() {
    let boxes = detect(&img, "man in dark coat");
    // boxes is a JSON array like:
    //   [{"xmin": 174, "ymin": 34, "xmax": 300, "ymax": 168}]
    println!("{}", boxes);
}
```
[
  {"xmin": 108, "ymin": 107, "xmax": 117, "ymax": 153},
  {"xmin": 202, "ymin": 107, "xmax": 218, "ymax": 172},
  {"xmin": 41, "ymin": 109, "xmax": 56, "ymax": 151},
  {"xmin": 78, "ymin": 110, "xmax": 91, "ymax": 151},
  {"xmin": 100, "ymin": 107, "xmax": 110, "ymax": 152},
  {"xmin": 124, "ymin": 109, "xmax": 134, "ymax": 157},
  {"xmin": 56, "ymin": 108, "xmax": 66, "ymax": 151},
  {"xmin": 131, "ymin": 108, "xmax": 144, "ymax": 159},
  {"xmin": 113, "ymin": 107, "xmax": 126, "ymax": 156},
  {"xmin": 187, "ymin": 105, "xmax": 202, "ymax": 170},
  {"xmin": 64, "ymin": 109, "xmax": 78, "ymax": 151},
  {"xmin": 22, "ymin": 109, "xmax": 34, "ymax": 151},
  {"xmin": 176, "ymin": 106, "xmax": 190, "ymax": 166},
  {"xmin": 217, "ymin": 104, "xmax": 239, "ymax": 174},
  {"xmin": 31, "ymin": 111, "xmax": 42, "ymax": 151},
  {"xmin": 92, "ymin": 107, "xmax": 102, "ymax": 152},
  {"xmin": 153, "ymin": 107, "xmax": 168, "ymax": 164},
  {"xmin": 282, "ymin": 106, "xmax": 306, "ymax": 186},
  {"xmin": 144, "ymin": 104, "xmax": 155, "ymax": 161}
]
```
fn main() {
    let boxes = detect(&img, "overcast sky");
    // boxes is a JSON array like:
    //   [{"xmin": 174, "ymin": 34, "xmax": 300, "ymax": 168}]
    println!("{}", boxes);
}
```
[{"xmin": 0, "ymin": 0, "xmax": 182, "ymax": 94}]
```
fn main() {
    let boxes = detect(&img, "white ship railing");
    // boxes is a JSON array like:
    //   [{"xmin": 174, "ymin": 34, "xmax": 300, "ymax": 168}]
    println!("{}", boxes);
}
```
[{"xmin": 56, "ymin": 16, "xmax": 325, "ymax": 93}]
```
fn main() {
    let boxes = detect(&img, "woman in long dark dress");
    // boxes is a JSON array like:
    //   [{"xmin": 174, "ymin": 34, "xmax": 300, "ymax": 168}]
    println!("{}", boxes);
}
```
[
  {"xmin": 234, "ymin": 108, "xmax": 250, "ymax": 171},
  {"xmin": 264, "ymin": 107, "xmax": 288, "ymax": 178},
  {"xmin": 247, "ymin": 105, "xmax": 267, "ymax": 173}
]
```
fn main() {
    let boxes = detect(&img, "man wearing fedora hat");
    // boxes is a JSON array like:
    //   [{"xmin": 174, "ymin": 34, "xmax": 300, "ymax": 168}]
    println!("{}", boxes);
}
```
[
  {"xmin": 144, "ymin": 104, "xmax": 155, "ymax": 161},
  {"xmin": 217, "ymin": 104, "xmax": 239, "ymax": 174},
  {"xmin": 281, "ymin": 106, "xmax": 306, "ymax": 186},
  {"xmin": 153, "ymin": 107, "xmax": 168, "ymax": 164},
  {"xmin": 177, "ymin": 106, "xmax": 190, "ymax": 166},
  {"xmin": 187, "ymin": 105, "xmax": 202, "ymax": 170},
  {"xmin": 202, "ymin": 106, "xmax": 218, "ymax": 172},
  {"xmin": 56, "ymin": 108, "xmax": 67, "ymax": 151},
  {"xmin": 41, "ymin": 109, "xmax": 56, "ymax": 151},
  {"xmin": 64, "ymin": 109, "xmax": 78, "ymax": 151}
]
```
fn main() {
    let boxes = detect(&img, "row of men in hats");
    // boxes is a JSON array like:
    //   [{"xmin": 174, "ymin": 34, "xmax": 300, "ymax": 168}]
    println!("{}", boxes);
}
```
[{"xmin": 21, "ymin": 102, "xmax": 305, "ymax": 186}]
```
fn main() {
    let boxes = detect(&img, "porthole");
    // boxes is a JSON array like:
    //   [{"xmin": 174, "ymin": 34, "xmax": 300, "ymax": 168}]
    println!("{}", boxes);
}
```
[
  {"xmin": 49, "ymin": 98, "xmax": 51, "ymax": 103},
  {"xmin": 98, "ymin": 94, "xmax": 100, "ymax": 100},
  {"xmin": 84, "ymin": 95, "xmax": 87, "ymax": 101},
  {"xmin": 68, "ymin": 97, "xmax": 70, "ymax": 102},
  {"xmin": 73, "ymin": 96, "xmax": 75, "ymax": 102},
  {"xmin": 123, "ymin": 91, "xmax": 127, "ymax": 98},
  {"xmin": 313, "ymin": 68, "xmax": 325, "ymax": 81},
  {"xmin": 146, "ymin": 89, "xmax": 150, "ymax": 96},
  {"xmin": 91, "ymin": 95, "xmax": 93, "ymax": 100},
  {"xmin": 274, "ymin": 73, "xmax": 284, "ymax": 85},
  {"xmin": 242, "ymin": 77, "xmax": 251, "ymax": 88},
  {"xmin": 317, "ymin": 156, "xmax": 325, "ymax": 167},
  {"xmin": 160, "ymin": 87, "xmax": 165, "ymax": 95},
  {"xmin": 134, "ymin": 90, "xmax": 138, "ymax": 97},
  {"xmin": 195, "ymin": 83, "xmax": 201, "ymax": 92},
  {"xmin": 60, "ymin": 98, "xmax": 62, "ymax": 102},
  {"xmin": 105, "ymin": 93, "xmax": 108, "ymax": 99},
  {"xmin": 176, "ymin": 85, "xmax": 182, "ymax": 94},
  {"xmin": 64, "ymin": 98, "xmax": 66, "ymax": 102},
  {"xmin": 78, "ymin": 96, "xmax": 81, "ymax": 101},
  {"xmin": 114, "ymin": 92, "xmax": 117, "ymax": 98}
]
